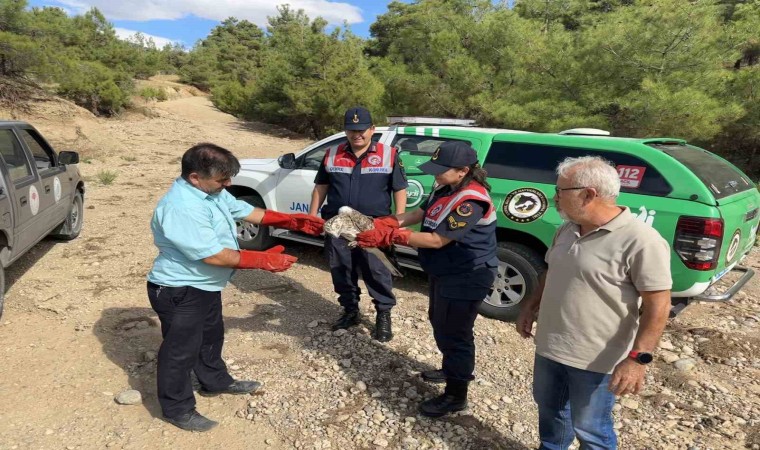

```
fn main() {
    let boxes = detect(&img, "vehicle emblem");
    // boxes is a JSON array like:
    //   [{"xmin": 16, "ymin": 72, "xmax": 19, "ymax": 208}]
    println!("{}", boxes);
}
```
[
  {"xmin": 726, "ymin": 229, "xmax": 741, "ymax": 263},
  {"xmin": 405, "ymin": 180, "xmax": 424, "ymax": 208},
  {"xmin": 29, "ymin": 185, "xmax": 40, "ymax": 216},
  {"xmin": 352, "ymin": 113, "xmax": 359, "ymax": 123},
  {"xmin": 53, "ymin": 176, "xmax": 62, "ymax": 203},
  {"xmin": 502, "ymin": 188, "xmax": 547, "ymax": 223}
]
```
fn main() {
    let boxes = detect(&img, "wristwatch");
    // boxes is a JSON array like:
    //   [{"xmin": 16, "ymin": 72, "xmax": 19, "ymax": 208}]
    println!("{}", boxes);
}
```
[{"xmin": 628, "ymin": 350, "xmax": 654, "ymax": 365}]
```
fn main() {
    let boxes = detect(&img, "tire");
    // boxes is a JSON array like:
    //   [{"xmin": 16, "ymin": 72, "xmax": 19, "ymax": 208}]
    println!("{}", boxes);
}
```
[
  {"xmin": 479, "ymin": 242, "xmax": 546, "ymax": 322},
  {"xmin": 236, "ymin": 195, "xmax": 275, "ymax": 250},
  {"xmin": 0, "ymin": 265, "xmax": 5, "ymax": 320},
  {"xmin": 51, "ymin": 191, "xmax": 84, "ymax": 240}
]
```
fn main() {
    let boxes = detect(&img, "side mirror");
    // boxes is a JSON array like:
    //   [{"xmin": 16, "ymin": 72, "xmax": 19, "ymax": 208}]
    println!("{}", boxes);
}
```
[
  {"xmin": 278, "ymin": 153, "xmax": 296, "ymax": 170},
  {"xmin": 58, "ymin": 151, "xmax": 80, "ymax": 165}
]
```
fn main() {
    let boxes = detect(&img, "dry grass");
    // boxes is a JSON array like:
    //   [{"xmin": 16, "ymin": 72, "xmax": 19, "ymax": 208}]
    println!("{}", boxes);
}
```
[
  {"xmin": 698, "ymin": 334, "xmax": 760, "ymax": 361},
  {"xmin": 0, "ymin": 77, "xmax": 45, "ymax": 113},
  {"xmin": 747, "ymin": 426, "xmax": 760, "ymax": 448},
  {"xmin": 667, "ymin": 324, "xmax": 760, "ymax": 362}
]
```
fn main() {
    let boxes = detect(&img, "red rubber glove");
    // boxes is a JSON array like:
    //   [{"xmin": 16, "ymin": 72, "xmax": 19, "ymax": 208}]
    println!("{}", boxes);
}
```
[
  {"xmin": 374, "ymin": 215, "xmax": 400, "ymax": 230},
  {"xmin": 356, "ymin": 228, "xmax": 412, "ymax": 248},
  {"xmin": 234, "ymin": 245, "xmax": 297, "ymax": 272},
  {"xmin": 291, "ymin": 213, "xmax": 325, "ymax": 236},
  {"xmin": 260, "ymin": 210, "xmax": 324, "ymax": 236}
]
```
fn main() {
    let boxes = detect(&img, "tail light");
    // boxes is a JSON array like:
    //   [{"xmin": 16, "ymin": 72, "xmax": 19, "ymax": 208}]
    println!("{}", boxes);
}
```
[{"xmin": 674, "ymin": 217, "xmax": 723, "ymax": 271}]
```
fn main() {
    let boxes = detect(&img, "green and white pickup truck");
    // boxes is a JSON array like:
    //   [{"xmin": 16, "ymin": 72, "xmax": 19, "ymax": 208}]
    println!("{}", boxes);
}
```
[
  {"xmin": 0, "ymin": 121, "xmax": 85, "ymax": 318},
  {"xmin": 228, "ymin": 118, "xmax": 759, "ymax": 321}
]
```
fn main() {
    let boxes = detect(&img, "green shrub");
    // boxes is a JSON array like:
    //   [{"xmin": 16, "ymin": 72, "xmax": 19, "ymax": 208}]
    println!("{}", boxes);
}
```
[
  {"xmin": 211, "ymin": 81, "xmax": 251, "ymax": 115},
  {"xmin": 57, "ymin": 61, "xmax": 132, "ymax": 115},
  {"xmin": 96, "ymin": 169, "xmax": 117, "ymax": 185},
  {"xmin": 138, "ymin": 86, "xmax": 168, "ymax": 101}
]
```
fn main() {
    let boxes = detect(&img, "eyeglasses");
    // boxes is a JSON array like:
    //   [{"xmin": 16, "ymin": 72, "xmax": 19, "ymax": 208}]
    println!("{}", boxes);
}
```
[{"xmin": 554, "ymin": 186, "xmax": 587, "ymax": 195}]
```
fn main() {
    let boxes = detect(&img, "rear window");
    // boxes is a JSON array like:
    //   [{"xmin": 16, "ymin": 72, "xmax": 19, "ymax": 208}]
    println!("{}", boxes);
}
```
[
  {"xmin": 650, "ymin": 144, "xmax": 753, "ymax": 200},
  {"xmin": 483, "ymin": 142, "xmax": 673, "ymax": 196}
]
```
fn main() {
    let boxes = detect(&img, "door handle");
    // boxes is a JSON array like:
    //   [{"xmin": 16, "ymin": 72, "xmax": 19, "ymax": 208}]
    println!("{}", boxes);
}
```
[
  {"xmin": 20, "ymin": 196, "xmax": 27, "ymax": 205},
  {"xmin": 45, "ymin": 185, "xmax": 51, "ymax": 193}
]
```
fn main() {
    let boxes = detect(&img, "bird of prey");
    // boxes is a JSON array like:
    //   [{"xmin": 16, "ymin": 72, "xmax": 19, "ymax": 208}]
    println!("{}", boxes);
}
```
[{"xmin": 323, "ymin": 206, "xmax": 404, "ymax": 277}]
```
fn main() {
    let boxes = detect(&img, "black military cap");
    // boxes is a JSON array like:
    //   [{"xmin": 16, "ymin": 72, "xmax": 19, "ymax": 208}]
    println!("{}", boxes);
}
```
[
  {"xmin": 344, "ymin": 107, "xmax": 373, "ymax": 131},
  {"xmin": 419, "ymin": 141, "xmax": 478, "ymax": 175}
]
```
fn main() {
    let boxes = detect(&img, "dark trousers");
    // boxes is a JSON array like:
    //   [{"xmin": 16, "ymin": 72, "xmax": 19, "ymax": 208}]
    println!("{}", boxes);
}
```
[
  {"xmin": 325, "ymin": 235, "xmax": 396, "ymax": 312},
  {"xmin": 147, "ymin": 282, "xmax": 234, "ymax": 418},
  {"xmin": 428, "ymin": 268, "xmax": 496, "ymax": 382}
]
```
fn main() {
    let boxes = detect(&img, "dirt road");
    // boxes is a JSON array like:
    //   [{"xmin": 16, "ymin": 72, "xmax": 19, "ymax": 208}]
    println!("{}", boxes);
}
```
[{"xmin": 0, "ymin": 88, "xmax": 758, "ymax": 450}]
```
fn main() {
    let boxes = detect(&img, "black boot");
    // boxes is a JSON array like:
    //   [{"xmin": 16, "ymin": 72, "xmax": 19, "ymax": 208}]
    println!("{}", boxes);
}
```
[
  {"xmin": 420, "ymin": 369, "xmax": 446, "ymax": 384},
  {"xmin": 332, "ymin": 309, "xmax": 361, "ymax": 331},
  {"xmin": 163, "ymin": 409, "xmax": 218, "ymax": 432},
  {"xmin": 418, "ymin": 379, "xmax": 468, "ymax": 418},
  {"xmin": 198, "ymin": 380, "xmax": 262, "ymax": 397},
  {"xmin": 374, "ymin": 310, "xmax": 393, "ymax": 342}
]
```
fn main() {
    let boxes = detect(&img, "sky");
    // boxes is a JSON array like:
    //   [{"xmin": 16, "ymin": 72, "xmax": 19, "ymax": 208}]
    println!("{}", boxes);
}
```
[{"xmin": 25, "ymin": 0, "xmax": 403, "ymax": 48}]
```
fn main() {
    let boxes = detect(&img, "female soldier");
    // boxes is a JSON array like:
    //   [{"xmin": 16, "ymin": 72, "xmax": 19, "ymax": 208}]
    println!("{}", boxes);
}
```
[{"xmin": 356, "ymin": 141, "xmax": 498, "ymax": 418}]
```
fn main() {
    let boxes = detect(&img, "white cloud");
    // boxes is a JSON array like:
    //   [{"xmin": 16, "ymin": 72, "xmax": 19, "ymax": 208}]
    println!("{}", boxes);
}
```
[
  {"xmin": 114, "ymin": 28, "xmax": 182, "ymax": 48},
  {"xmin": 54, "ymin": 0, "xmax": 363, "ymax": 25}
]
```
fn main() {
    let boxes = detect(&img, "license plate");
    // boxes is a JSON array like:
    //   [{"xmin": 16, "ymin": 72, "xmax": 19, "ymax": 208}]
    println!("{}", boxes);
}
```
[{"xmin": 712, "ymin": 263, "xmax": 735, "ymax": 283}]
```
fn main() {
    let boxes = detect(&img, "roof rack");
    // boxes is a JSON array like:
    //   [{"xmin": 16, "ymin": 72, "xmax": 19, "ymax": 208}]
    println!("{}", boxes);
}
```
[
  {"xmin": 558, "ymin": 128, "xmax": 610, "ymax": 136},
  {"xmin": 387, "ymin": 116, "xmax": 477, "ymax": 127}
]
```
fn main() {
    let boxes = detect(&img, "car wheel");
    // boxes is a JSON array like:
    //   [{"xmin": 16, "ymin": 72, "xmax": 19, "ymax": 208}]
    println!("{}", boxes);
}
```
[
  {"xmin": 236, "ymin": 195, "xmax": 275, "ymax": 250},
  {"xmin": 0, "ymin": 264, "xmax": 5, "ymax": 320},
  {"xmin": 51, "ymin": 191, "xmax": 84, "ymax": 240},
  {"xmin": 479, "ymin": 242, "xmax": 546, "ymax": 322}
]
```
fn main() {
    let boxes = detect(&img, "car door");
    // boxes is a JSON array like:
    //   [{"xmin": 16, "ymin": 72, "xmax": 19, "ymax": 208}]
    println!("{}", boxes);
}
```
[
  {"xmin": 274, "ymin": 133, "xmax": 384, "ymax": 214},
  {"xmin": 16, "ymin": 127, "xmax": 70, "ymax": 232},
  {"xmin": 0, "ymin": 128, "xmax": 45, "ymax": 256},
  {"xmin": 0, "ymin": 167, "xmax": 12, "ymax": 251}
]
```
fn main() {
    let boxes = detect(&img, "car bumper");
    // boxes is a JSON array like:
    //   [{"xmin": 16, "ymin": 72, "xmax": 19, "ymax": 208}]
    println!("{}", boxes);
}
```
[{"xmin": 692, "ymin": 265, "xmax": 754, "ymax": 302}]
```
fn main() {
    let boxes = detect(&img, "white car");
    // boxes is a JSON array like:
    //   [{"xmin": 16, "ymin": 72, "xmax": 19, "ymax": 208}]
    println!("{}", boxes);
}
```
[{"xmin": 228, "ymin": 126, "xmax": 415, "ymax": 256}]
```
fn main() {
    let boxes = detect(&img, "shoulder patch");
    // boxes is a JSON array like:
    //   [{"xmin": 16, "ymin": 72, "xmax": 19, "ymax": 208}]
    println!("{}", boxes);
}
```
[
  {"xmin": 447, "ymin": 215, "xmax": 467, "ymax": 230},
  {"xmin": 455, "ymin": 202, "xmax": 474, "ymax": 217}
]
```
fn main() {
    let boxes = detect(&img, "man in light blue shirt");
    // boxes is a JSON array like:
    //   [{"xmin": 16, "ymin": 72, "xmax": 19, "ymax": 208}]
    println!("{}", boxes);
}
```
[{"xmin": 147, "ymin": 143, "xmax": 324, "ymax": 432}]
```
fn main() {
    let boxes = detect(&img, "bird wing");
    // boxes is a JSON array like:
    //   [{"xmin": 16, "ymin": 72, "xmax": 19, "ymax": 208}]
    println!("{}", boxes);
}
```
[{"xmin": 365, "ymin": 247, "xmax": 404, "ymax": 277}]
